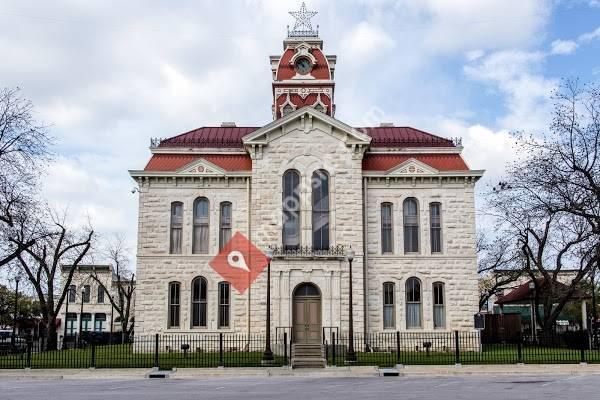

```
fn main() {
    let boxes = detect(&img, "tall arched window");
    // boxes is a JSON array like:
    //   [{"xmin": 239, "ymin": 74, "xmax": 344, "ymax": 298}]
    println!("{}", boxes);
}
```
[
  {"xmin": 403, "ymin": 198, "xmax": 419, "ymax": 253},
  {"xmin": 312, "ymin": 169, "xmax": 330, "ymax": 250},
  {"xmin": 430, "ymin": 202, "xmax": 442, "ymax": 253},
  {"xmin": 168, "ymin": 282, "xmax": 180, "ymax": 328},
  {"xmin": 219, "ymin": 202, "xmax": 232, "ymax": 250},
  {"xmin": 192, "ymin": 197, "xmax": 210, "ymax": 254},
  {"xmin": 283, "ymin": 170, "xmax": 301, "ymax": 250},
  {"xmin": 170, "ymin": 202, "xmax": 183, "ymax": 254},
  {"xmin": 381, "ymin": 203, "xmax": 393, "ymax": 254},
  {"xmin": 383, "ymin": 282, "xmax": 395, "ymax": 329},
  {"xmin": 218, "ymin": 281, "xmax": 230, "ymax": 328},
  {"xmin": 406, "ymin": 277, "xmax": 422, "ymax": 329},
  {"xmin": 433, "ymin": 282, "xmax": 446, "ymax": 329},
  {"xmin": 191, "ymin": 277, "xmax": 208, "ymax": 328}
]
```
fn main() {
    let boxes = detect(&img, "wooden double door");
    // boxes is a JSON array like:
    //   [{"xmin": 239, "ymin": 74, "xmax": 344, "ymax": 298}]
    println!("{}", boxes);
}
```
[{"xmin": 293, "ymin": 283, "xmax": 322, "ymax": 343}]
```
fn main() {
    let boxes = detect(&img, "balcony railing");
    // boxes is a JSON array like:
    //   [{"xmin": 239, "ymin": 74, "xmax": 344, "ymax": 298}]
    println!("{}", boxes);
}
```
[{"xmin": 269, "ymin": 245, "xmax": 346, "ymax": 259}]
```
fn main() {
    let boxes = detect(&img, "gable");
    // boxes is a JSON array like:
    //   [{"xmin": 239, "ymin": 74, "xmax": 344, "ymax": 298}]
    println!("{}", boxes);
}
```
[{"xmin": 386, "ymin": 159, "xmax": 439, "ymax": 175}]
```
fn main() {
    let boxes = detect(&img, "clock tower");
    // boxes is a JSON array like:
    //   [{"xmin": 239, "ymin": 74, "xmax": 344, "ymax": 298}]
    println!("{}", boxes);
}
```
[{"xmin": 270, "ymin": 2, "xmax": 337, "ymax": 120}]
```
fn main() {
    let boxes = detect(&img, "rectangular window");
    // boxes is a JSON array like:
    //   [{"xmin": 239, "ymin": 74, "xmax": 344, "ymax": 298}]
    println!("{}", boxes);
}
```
[
  {"xmin": 433, "ymin": 283, "xmax": 446, "ymax": 329},
  {"xmin": 219, "ymin": 202, "xmax": 232, "ymax": 250},
  {"xmin": 66, "ymin": 313, "xmax": 77, "ymax": 335},
  {"xmin": 193, "ymin": 198, "xmax": 210, "ymax": 254},
  {"xmin": 170, "ymin": 202, "xmax": 183, "ymax": 254},
  {"xmin": 430, "ymin": 203, "xmax": 442, "ymax": 253},
  {"xmin": 312, "ymin": 170, "xmax": 330, "ymax": 250},
  {"xmin": 97, "ymin": 286, "xmax": 105, "ymax": 303},
  {"xmin": 168, "ymin": 282, "xmax": 180, "ymax": 328},
  {"xmin": 94, "ymin": 313, "xmax": 106, "ymax": 332},
  {"xmin": 68, "ymin": 285, "xmax": 76, "ymax": 303},
  {"xmin": 82, "ymin": 285, "xmax": 91, "ymax": 303},
  {"xmin": 383, "ymin": 282, "xmax": 395, "ymax": 329},
  {"xmin": 403, "ymin": 199, "xmax": 419, "ymax": 253},
  {"xmin": 381, "ymin": 203, "xmax": 393, "ymax": 254},
  {"xmin": 218, "ymin": 282, "xmax": 230, "ymax": 328},
  {"xmin": 81, "ymin": 313, "xmax": 92, "ymax": 332}
]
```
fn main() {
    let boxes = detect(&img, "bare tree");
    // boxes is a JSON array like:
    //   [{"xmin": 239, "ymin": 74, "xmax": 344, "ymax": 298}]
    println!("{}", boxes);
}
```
[
  {"xmin": 488, "ymin": 80, "xmax": 600, "ymax": 333},
  {"xmin": 90, "ymin": 235, "xmax": 135, "ymax": 343},
  {"xmin": 10, "ymin": 209, "xmax": 93, "ymax": 350},
  {"xmin": 477, "ymin": 233, "xmax": 523, "ymax": 311},
  {"xmin": 0, "ymin": 87, "xmax": 52, "ymax": 268}
]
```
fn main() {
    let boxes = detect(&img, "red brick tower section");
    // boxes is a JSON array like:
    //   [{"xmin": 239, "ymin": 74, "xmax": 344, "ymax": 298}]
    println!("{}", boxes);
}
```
[{"xmin": 270, "ymin": 34, "xmax": 336, "ymax": 119}]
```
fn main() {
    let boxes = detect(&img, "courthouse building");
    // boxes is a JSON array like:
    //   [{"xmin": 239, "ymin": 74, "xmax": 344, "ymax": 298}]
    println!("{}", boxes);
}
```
[{"xmin": 129, "ymin": 6, "xmax": 484, "ymax": 343}]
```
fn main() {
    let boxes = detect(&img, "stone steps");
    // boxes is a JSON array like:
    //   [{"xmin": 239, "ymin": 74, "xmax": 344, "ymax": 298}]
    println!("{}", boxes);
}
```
[{"xmin": 291, "ymin": 343, "xmax": 326, "ymax": 369}]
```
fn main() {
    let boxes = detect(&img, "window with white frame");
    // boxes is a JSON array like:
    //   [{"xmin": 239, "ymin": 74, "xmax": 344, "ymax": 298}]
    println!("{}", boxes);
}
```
[
  {"xmin": 193, "ymin": 197, "xmax": 210, "ymax": 254},
  {"xmin": 433, "ymin": 282, "xmax": 446, "ymax": 329},
  {"xmin": 170, "ymin": 202, "xmax": 183, "ymax": 254},
  {"xmin": 430, "ymin": 202, "xmax": 442, "ymax": 253},
  {"xmin": 405, "ymin": 277, "xmax": 422, "ymax": 328},
  {"xmin": 383, "ymin": 282, "xmax": 395, "ymax": 329},
  {"xmin": 168, "ymin": 282, "xmax": 180, "ymax": 328},
  {"xmin": 403, "ymin": 198, "xmax": 419, "ymax": 253}
]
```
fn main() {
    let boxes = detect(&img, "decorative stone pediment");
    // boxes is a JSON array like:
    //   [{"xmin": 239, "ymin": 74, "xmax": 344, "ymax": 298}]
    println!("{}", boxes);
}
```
[
  {"xmin": 175, "ymin": 159, "xmax": 226, "ymax": 176},
  {"xmin": 387, "ymin": 159, "xmax": 439, "ymax": 176}
]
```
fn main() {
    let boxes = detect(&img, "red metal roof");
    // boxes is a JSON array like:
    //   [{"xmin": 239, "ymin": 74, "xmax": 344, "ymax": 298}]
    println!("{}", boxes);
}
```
[
  {"xmin": 145, "ymin": 154, "xmax": 252, "ymax": 172},
  {"xmin": 357, "ymin": 127, "xmax": 455, "ymax": 148},
  {"xmin": 155, "ymin": 126, "xmax": 456, "ymax": 149},
  {"xmin": 496, "ymin": 279, "xmax": 590, "ymax": 305},
  {"xmin": 362, "ymin": 154, "xmax": 469, "ymax": 171},
  {"xmin": 158, "ymin": 127, "xmax": 259, "ymax": 148}
]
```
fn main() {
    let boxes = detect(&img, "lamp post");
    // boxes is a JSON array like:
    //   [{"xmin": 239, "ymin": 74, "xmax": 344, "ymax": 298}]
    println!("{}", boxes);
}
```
[
  {"xmin": 528, "ymin": 281, "xmax": 537, "ymax": 343},
  {"xmin": 11, "ymin": 277, "xmax": 20, "ymax": 349},
  {"xmin": 262, "ymin": 249, "xmax": 274, "ymax": 363},
  {"xmin": 62, "ymin": 288, "xmax": 70, "ymax": 350},
  {"xmin": 78, "ymin": 288, "xmax": 85, "ymax": 348},
  {"xmin": 345, "ymin": 247, "xmax": 357, "ymax": 363}
]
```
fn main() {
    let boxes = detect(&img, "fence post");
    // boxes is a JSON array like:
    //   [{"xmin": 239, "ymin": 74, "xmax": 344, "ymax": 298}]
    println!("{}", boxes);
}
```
[
  {"xmin": 396, "ymin": 331, "xmax": 400, "ymax": 365},
  {"xmin": 153, "ymin": 334, "xmax": 159, "ymax": 370},
  {"xmin": 581, "ymin": 329, "xmax": 587, "ymax": 364},
  {"xmin": 90, "ymin": 334, "xmax": 96, "ymax": 368},
  {"xmin": 517, "ymin": 333, "xmax": 523, "ymax": 364},
  {"xmin": 454, "ymin": 330, "xmax": 460, "ymax": 365},
  {"xmin": 331, "ymin": 332, "xmax": 336, "ymax": 365},
  {"xmin": 283, "ymin": 332, "xmax": 288, "ymax": 366},
  {"xmin": 26, "ymin": 338, "xmax": 32, "ymax": 369},
  {"xmin": 219, "ymin": 333, "xmax": 224, "ymax": 367}
]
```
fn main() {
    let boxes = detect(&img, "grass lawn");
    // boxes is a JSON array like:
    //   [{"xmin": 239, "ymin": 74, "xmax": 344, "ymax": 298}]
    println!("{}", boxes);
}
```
[{"xmin": 0, "ymin": 344, "xmax": 285, "ymax": 369}]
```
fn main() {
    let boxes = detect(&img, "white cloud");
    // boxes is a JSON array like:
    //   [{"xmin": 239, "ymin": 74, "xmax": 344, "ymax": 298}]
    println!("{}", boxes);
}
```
[
  {"xmin": 550, "ymin": 39, "xmax": 578, "ymax": 55},
  {"xmin": 339, "ymin": 21, "xmax": 395, "ymax": 66},
  {"xmin": 579, "ymin": 26, "xmax": 600, "ymax": 42}
]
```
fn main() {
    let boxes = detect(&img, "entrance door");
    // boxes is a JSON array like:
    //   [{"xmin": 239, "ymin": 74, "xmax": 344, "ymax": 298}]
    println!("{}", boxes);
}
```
[{"xmin": 293, "ymin": 283, "xmax": 321, "ymax": 343}]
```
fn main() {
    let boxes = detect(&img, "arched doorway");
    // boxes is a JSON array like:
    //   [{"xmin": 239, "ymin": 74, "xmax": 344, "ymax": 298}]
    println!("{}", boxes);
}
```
[{"xmin": 292, "ymin": 283, "xmax": 322, "ymax": 343}]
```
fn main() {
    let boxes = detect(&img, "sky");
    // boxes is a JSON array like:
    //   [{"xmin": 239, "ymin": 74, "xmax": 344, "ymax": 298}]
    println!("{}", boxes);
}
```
[{"xmin": 0, "ymin": 0, "xmax": 599, "ymax": 267}]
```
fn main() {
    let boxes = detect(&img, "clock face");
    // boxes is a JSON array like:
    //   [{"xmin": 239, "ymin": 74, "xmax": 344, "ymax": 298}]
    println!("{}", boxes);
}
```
[{"xmin": 295, "ymin": 58, "xmax": 312, "ymax": 75}]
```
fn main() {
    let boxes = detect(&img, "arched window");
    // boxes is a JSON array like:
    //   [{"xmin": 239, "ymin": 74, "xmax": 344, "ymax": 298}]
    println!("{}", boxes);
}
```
[
  {"xmin": 283, "ymin": 170, "xmax": 301, "ymax": 250},
  {"xmin": 430, "ymin": 202, "xmax": 442, "ymax": 253},
  {"xmin": 381, "ymin": 203, "xmax": 393, "ymax": 254},
  {"xmin": 192, "ymin": 197, "xmax": 210, "ymax": 254},
  {"xmin": 312, "ymin": 169, "xmax": 330, "ymax": 250},
  {"xmin": 403, "ymin": 198, "xmax": 419, "ymax": 253},
  {"xmin": 218, "ymin": 282, "xmax": 230, "ymax": 328},
  {"xmin": 170, "ymin": 202, "xmax": 183, "ymax": 254},
  {"xmin": 191, "ymin": 277, "xmax": 208, "ymax": 328},
  {"xmin": 433, "ymin": 282, "xmax": 446, "ymax": 329},
  {"xmin": 219, "ymin": 202, "xmax": 232, "ymax": 250},
  {"xmin": 383, "ymin": 282, "xmax": 395, "ymax": 329},
  {"xmin": 406, "ymin": 277, "xmax": 422, "ymax": 328},
  {"xmin": 168, "ymin": 282, "xmax": 180, "ymax": 328}
]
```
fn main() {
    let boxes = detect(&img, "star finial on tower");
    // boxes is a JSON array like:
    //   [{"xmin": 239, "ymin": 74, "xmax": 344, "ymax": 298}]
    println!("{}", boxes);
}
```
[{"xmin": 288, "ymin": 2, "xmax": 318, "ymax": 37}]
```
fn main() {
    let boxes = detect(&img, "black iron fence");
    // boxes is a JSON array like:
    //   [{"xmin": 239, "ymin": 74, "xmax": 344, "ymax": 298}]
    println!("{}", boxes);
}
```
[
  {"xmin": 0, "ymin": 332, "xmax": 289, "ymax": 369},
  {"xmin": 326, "ymin": 330, "xmax": 599, "ymax": 367}
]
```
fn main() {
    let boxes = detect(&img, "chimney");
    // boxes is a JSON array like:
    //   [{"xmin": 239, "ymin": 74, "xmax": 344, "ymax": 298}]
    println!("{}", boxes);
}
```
[
  {"xmin": 220, "ymin": 122, "xmax": 236, "ymax": 127},
  {"xmin": 379, "ymin": 122, "xmax": 394, "ymax": 127}
]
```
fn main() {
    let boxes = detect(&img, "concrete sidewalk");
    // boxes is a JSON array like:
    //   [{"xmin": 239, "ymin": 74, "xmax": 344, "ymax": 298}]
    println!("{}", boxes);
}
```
[{"xmin": 2, "ymin": 364, "xmax": 600, "ymax": 380}]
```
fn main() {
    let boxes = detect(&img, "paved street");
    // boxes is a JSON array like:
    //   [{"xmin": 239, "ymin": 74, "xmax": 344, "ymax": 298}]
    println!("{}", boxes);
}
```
[{"xmin": 0, "ymin": 375, "xmax": 598, "ymax": 400}]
